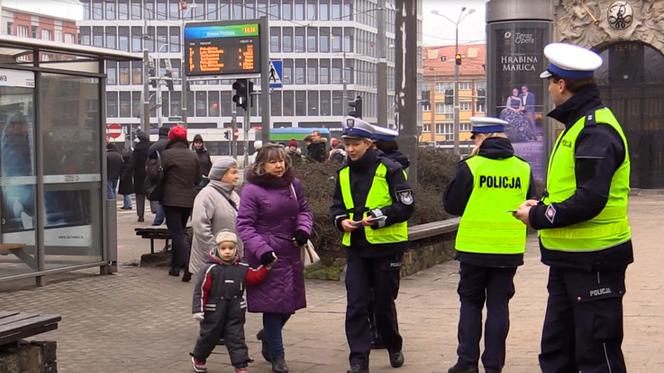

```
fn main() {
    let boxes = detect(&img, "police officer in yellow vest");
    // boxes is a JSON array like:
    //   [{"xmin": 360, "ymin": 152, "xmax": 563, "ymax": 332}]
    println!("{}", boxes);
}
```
[
  {"xmin": 444, "ymin": 117, "xmax": 536, "ymax": 373},
  {"xmin": 330, "ymin": 117, "xmax": 414, "ymax": 373},
  {"xmin": 514, "ymin": 43, "xmax": 632, "ymax": 373}
]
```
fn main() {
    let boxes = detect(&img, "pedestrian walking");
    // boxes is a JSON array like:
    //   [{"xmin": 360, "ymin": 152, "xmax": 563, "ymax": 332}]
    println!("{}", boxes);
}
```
[
  {"xmin": 443, "ymin": 117, "xmax": 536, "ymax": 373},
  {"xmin": 118, "ymin": 147, "xmax": 134, "ymax": 210},
  {"xmin": 237, "ymin": 143, "xmax": 313, "ymax": 373},
  {"xmin": 106, "ymin": 142, "xmax": 123, "ymax": 200},
  {"xmin": 190, "ymin": 230, "xmax": 270, "ymax": 373},
  {"xmin": 190, "ymin": 157, "xmax": 242, "ymax": 276},
  {"xmin": 330, "ymin": 118, "xmax": 413, "ymax": 373},
  {"xmin": 133, "ymin": 131, "xmax": 150, "ymax": 222},
  {"xmin": 147, "ymin": 125, "xmax": 171, "ymax": 225},
  {"xmin": 192, "ymin": 134, "xmax": 213, "ymax": 192},
  {"xmin": 513, "ymin": 43, "xmax": 633, "ymax": 373},
  {"xmin": 151, "ymin": 125, "xmax": 200, "ymax": 282}
]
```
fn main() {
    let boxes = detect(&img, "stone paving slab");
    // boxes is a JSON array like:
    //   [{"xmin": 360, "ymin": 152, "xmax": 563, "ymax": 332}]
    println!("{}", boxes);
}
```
[{"xmin": 0, "ymin": 194, "xmax": 662, "ymax": 372}]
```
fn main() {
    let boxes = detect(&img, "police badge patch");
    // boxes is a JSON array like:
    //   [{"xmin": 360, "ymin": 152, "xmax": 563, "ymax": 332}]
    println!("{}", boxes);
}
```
[
  {"xmin": 397, "ymin": 189, "xmax": 414, "ymax": 205},
  {"xmin": 545, "ymin": 204, "xmax": 556, "ymax": 224}
]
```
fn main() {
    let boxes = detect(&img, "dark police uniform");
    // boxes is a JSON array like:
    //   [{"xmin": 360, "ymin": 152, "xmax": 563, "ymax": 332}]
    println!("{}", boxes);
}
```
[
  {"xmin": 529, "ymin": 43, "xmax": 633, "ymax": 373},
  {"xmin": 330, "ymin": 118, "xmax": 414, "ymax": 373},
  {"xmin": 444, "ymin": 118, "xmax": 536, "ymax": 373}
]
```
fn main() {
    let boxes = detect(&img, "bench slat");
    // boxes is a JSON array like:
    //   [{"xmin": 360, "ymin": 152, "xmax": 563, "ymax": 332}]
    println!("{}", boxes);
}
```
[
  {"xmin": 0, "ymin": 313, "xmax": 40, "ymax": 327},
  {"xmin": 0, "ymin": 315, "xmax": 61, "ymax": 334},
  {"xmin": 0, "ymin": 323, "xmax": 59, "ymax": 346},
  {"xmin": 0, "ymin": 311, "xmax": 20, "ymax": 319}
]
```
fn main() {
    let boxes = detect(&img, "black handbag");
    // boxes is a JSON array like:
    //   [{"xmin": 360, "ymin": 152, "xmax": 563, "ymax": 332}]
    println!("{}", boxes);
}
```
[{"xmin": 144, "ymin": 151, "xmax": 165, "ymax": 201}]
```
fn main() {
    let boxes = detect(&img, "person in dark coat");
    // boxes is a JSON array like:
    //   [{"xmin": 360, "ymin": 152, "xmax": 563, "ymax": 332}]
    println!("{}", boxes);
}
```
[
  {"xmin": 191, "ymin": 230, "xmax": 269, "ymax": 373},
  {"xmin": 192, "ymin": 134, "xmax": 213, "ymax": 192},
  {"xmin": 306, "ymin": 130, "xmax": 327, "ymax": 162},
  {"xmin": 106, "ymin": 142, "xmax": 123, "ymax": 200},
  {"xmin": 236, "ymin": 143, "xmax": 313, "ymax": 373},
  {"xmin": 118, "ymin": 147, "xmax": 134, "ymax": 209},
  {"xmin": 147, "ymin": 125, "xmax": 171, "ymax": 225},
  {"xmin": 150, "ymin": 125, "xmax": 201, "ymax": 282},
  {"xmin": 133, "ymin": 131, "xmax": 150, "ymax": 222}
]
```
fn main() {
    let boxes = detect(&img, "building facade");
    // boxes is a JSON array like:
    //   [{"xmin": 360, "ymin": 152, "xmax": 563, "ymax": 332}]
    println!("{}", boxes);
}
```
[
  {"xmin": 1, "ymin": 6, "xmax": 77, "ymax": 44},
  {"xmin": 421, "ymin": 43, "xmax": 486, "ymax": 149},
  {"xmin": 77, "ymin": 0, "xmax": 410, "ymax": 151}
]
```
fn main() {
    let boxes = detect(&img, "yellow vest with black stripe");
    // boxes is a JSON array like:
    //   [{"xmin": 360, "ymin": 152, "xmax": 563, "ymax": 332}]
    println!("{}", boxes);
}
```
[
  {"xmin": 540, "ymin": 107, "xmax": 631, "ymax": 251},
  {"xmin": 339, "ymin": 162, "xmax": 409, "ymax": 247},
  {"xmin": 455, "ymin": 155, "xmax": 531, "ymax": 254}
]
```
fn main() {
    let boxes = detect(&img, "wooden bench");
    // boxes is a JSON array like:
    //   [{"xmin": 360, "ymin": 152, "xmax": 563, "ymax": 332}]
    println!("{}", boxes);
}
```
[
  {"xmin": 134, "ymin": 227, "xmax": 171, "ymax": 254},
  {"xmin": 0, "ymin": 311, "xmax": 61, "ymax": 348},
  {"xmin": 0, "ymin": 243, "xmax": 35, "ymax": 269}
]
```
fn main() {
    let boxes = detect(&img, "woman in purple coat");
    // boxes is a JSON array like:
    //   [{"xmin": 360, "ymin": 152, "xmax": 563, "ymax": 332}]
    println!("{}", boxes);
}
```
[{"xmin": 237, "ymin": 143, "xmax": 313, "ymax": 373}]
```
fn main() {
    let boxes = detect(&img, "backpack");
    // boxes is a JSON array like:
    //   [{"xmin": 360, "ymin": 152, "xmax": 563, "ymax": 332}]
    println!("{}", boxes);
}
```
[{"xmin": 144, "ymin": 151, "xmax": 164, "ymax": 201}]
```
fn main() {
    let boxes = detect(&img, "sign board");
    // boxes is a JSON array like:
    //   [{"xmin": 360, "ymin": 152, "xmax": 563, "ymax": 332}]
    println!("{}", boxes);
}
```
[
  {"xmin": 184, "ymin": 20, "xmax": 262, "ymax": 77},
  {"xmin": 106, "ymin": 123, "xmax": 122, "ymax": 138},
  {"xmin": 0, "ymin": 68, "xmax": 35, "ymax": 88},
  {"xmin": 269, "ymin": 60, "xmax": 282, "ymax": 89}
]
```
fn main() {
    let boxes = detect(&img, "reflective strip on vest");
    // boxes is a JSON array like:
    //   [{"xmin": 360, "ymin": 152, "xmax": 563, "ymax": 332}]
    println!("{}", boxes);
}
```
[
  {"xmin": 540, "ymin": 107, "xmax": 631, "ymax": 251},
  {"xmin": 455, "ymin": 155, "xmax": 531, "ymax": 254},
  {"xmin": 339, "ymin": 163, "xmax": 408, "ymax": 247}
]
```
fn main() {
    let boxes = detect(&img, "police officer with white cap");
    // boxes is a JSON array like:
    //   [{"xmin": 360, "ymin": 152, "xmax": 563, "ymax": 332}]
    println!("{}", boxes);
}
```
[
  {"xmin": 514, "ymin": 43, "xmax": 632, "ymax": 373},
  {"xmin": 371, "ymin": 125, "xmax": 410, "ymax": 169},
  {"xmin": 331, "ymin": 117, "xmax": 414, "ymax": 373},
  {"xmin": 444, "ymin": 117, "xmax": 536, "ymax": 373}
]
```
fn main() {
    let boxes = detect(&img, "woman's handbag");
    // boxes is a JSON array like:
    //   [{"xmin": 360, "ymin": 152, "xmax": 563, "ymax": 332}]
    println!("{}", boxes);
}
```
[
  {"xmin": 300, "ymin": 239, "xmax": 320, "ymax": 268},
  {"xmin": 144, "ymin": 151, "xmax": 165, "ymax": 201}
]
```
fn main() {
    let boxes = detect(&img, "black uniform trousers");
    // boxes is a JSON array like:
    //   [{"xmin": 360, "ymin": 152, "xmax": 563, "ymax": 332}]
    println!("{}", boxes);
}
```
[
  {"xmin": 345, "ymin": 253, "xmax": 403, "ymax": 366},
  {"xmin": 456, "ymin": 262, "xmax": 516, "ymax": 371},
  {"xmin": 163, "ymin": 206, "xmax": 191, "ymax": 270},
  {"xmin": 192, "ymin": 299, "xmax": 249, "ymax": 368},
  {"xmin": 539, "ymin": 266, "xmax": 627, "ymax": 373}
]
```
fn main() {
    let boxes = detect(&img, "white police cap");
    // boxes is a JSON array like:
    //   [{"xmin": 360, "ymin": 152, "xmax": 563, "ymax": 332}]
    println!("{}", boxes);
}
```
[
  {"xmin": 342, "ymin": 117, "xmax": 374, "ymax": 140},
  {"xmin": 371, "ymin": 124, "xmax": 398, "ymax": 142},
  {"xmin": 539, "ymin": 43, "xmax": 603, "ymax": 79},
  {"xmin": 470, "ymin": 117, "xmax": 507, "ymax": 139}
]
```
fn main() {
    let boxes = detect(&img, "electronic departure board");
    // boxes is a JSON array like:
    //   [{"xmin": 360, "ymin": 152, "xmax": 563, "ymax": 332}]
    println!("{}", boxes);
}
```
[{"xmin": 184, "ymin": 21, "xmax": 262, "ymax": 77}]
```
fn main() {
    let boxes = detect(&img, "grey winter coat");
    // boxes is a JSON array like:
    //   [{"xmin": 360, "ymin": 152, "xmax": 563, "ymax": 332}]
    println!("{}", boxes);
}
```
[{"xmin": 189, "ymin": 180, "xmax": 242, "ymax": 274}]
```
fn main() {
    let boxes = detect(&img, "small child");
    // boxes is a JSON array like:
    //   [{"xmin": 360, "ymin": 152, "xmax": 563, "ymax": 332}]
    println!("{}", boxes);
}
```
[{"xmin": 190, "ymin": 230, "xmax": 270, "ymax": 373}]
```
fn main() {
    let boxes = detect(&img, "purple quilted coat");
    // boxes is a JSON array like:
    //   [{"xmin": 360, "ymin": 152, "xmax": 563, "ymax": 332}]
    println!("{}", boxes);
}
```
[{"xmin": 237, "ymin": 169, "xmax": 313, "ymax": 314}]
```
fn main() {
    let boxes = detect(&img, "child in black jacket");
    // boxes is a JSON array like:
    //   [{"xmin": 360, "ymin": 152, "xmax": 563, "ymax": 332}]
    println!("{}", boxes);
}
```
[{"xmin": 191, "ymin": 230, "xmax": 270, "ymax": 373}]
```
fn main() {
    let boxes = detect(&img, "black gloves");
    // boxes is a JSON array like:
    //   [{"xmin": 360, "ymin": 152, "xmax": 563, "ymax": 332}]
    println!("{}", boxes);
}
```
[
  {"xmin": 294, "ymin": 230, "xmax": 309, "ymax": 246},
  {"xmin": 261, "ymin": 251, "xmax": 277, "ymax": 266}
]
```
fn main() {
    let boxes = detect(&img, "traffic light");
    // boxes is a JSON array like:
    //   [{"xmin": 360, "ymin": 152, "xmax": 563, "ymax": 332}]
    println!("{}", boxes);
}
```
[
  {"xmin": 348, "ymin": 95, "xmax": 363, "ymax": 118},
  {"xmin": 224, "ymin": 130, "xmax": 230, "ymax": 140},
  {"xmin": 455, "ymin": 53, "xmax": 462, "ymax": 66},
  {"xmin": 444, "ymin": 89, "xmax": 454, "ymax": 105},
  {"xmin": 148, "ymin": 60, "xmax": 157, "ymax": 88},
  {"xmin": 232, "ymin": 79, "xmax": 248, "ymax": 110}
]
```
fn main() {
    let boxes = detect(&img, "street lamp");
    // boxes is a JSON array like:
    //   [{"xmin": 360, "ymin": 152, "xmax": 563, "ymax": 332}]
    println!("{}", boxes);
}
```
[{"xmin": 431, "ymin": 7, "xmax": 475, "ymax": 156}]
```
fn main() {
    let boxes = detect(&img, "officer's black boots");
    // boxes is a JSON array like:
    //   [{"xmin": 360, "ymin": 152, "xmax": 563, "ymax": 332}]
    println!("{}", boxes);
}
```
[
  {"xmin": 271, "ymin": 355, "xmax": 288, "ymax": 373},
  {"xmin": 388, "ymin": 351, "xmax": 404, "ymax": 368},
  {"xmin": 347, "ymin": 364, "xmax": 369, "ymax": 373},
  {"xmin": 447, "ymin": 362, "xmax": 479, "ymax": 373}
]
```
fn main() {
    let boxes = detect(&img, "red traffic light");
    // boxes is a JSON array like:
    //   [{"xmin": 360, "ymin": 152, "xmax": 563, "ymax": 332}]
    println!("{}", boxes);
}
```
[{"xmin": 455, "ymin": 53, "xmax": 462, "ymax": 66}]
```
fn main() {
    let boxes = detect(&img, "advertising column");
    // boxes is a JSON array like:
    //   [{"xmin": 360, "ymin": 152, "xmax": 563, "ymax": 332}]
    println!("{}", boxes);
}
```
[{"xmin": 486, "ymin": 0, "xmax": 553, "ymax": 182}]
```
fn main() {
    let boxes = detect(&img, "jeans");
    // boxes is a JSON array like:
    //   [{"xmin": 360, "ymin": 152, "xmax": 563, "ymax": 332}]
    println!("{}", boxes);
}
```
[
  {"xmin": 152, "ymin": 203, "xmax": 165, "ymax": 225},
  {"xmin": 107, "ymin": 179, "xmax": 118, "ymax": 200},
  {"xmin": 122, "ymin": 194, "xmax": 132, "ymax": 208},
  {"xmin": 262, "ymin": 313, "xmax": 291, "ymax": 358}
]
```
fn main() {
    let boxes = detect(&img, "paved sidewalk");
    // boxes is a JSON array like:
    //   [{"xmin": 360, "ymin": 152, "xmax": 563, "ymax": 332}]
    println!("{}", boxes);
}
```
[{"xmin": 1, "ymin": 194, "xmax": 663, "ymax": 372}]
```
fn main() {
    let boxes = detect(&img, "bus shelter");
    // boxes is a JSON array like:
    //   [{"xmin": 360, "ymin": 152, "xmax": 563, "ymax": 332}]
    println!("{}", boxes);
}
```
[{"xmin": 0, "ymin": 35, "xmax": 140, "ymax": 286}]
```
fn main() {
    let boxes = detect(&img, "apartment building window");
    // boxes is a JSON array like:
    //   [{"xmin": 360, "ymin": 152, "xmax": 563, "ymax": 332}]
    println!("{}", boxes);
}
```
[
  {"xmin": 459, "ymin": 82, "xmax": 472, "ymax": 90},
  {"xmin": 207, "ymin": 0, "xmax": 218, "ymax": 20},
  {"xmin": 319, "ymin": 28, "xmax": 329, "ymax": 53},
  {"xmin": 343, "ymin": 0, "xmax": 352, "ymax": 19},
  {"xmin": 331, "ymin": 27, "xmax": 342, "ymax": 52},
  {"xmin": 460, "ymin": 102, "xmax": 472, "ymax": 111},
  {"xmin": 106, "ymin": 62, "xmax": 117, "ymax": 85},
  {"xmin": 282, "ymin": 28, "xmax": 293, "ymax": 53},
  {"xmin": 257, "ymin": 0, "xmax": 268, "ymax": 17},
  {"xmin": 283, "ymin": 91, "xmax": 294, "ymax": 116},
  {"xmin": 118, "ymin": 0, "xmax": 129, "ymax": 19},
  {"xmin": 232, "ymin": 0, "xmax": 242, "ymax": 19},
  {"xmin": 460, "ymin": 122, "xmax": 471, "ymax": 132},
  {"xmin": 168, "ymin": 0, "xmax": 179, "ymax": 19},
  {"xmin": 295, "ymin": 0, "xmax": 305, "ymax": 20},
  {"xmin": 295, "ymin": 59, "xmax": 305, "ymax": 84},
  {"xmin": 271, "ymin": 91, "xmax": 282, "ymax": 116},
  {"xmin": 119, "ymin": 61, "xmax": 130, "ymax": 85},
  {"xmin": 145, "ymin": 0, "xmax": 155, "ymax": 19},
  {"xmin": 131, "ymin": 0, "xmax": 141, "ymax": 19},
  {"xmin": 208, "ymin": 91, "xmax": 220, "ymax": 116},
  {"xmin": 6, "ymin": 22, "xmax": 12, "ymax": 35},
  {"xmin": 119, "ymin": 27, "xmax": 129, "ymax": 51},
  {"xmin": 331, "ymin": 0, "xmax": 341, "ymax": 20},
  {"xmin": 331, "ymin": 59, "xmax": 342, "ymax": 84},
  {"xmin": 79, "ymin": 27, "xmax": 90, "ymax": 45},
  {"xmin": 132, "ymin": 61, "xmax": 142, "ymax": 84},
  {"xmin": 93, "ymin": 0, "xmax": 103, "ymax": 20},
  {"xmin": 435, "ymin": 81, "xmax": 453, "ymax": 92},
  {"xmin": 105, "ymin": 27, "xmax": 116, "ymax": 49},
  {"xmin": 105, "ymin": 0, "xmax": 116, "ymax": 19},
  {"xmin": 93, "ymin": 27, "xmax": 103, "ymax": 47},
  {"xmin": 307, "ymin": 0, "xmax": 317, "ymax": 20},
  {"xmin": 296, "ymin": 91, "xmax": 306, "ymax": 116},
  {"xmin": 83, "ymin": 0, "xmax": 91, "ymax": 20},
  {"xmin": 295, "ymin": 28, "xmax": 305, "ymax": 52},
  {"xmin": 171, "ymin": 91, "xmax": 181, "ymax": 116},
  {"xmin": 157, "ymin": 0, "xmax": 167, "ymax": 20},
  {"xmin": 308, "ymin": 91, "xmax": 319, "ymax": 116},
  {"xmin": 42, "ymin": 29, "xmax": 52, "ymax": 41},
  {"xmin": 195, "ymin": 0, "xmax": 205, "ymax": 19},
  {"xmin": 269, "ymin": 0, "xmax": 279, "ymax": 20},
  {"xmin": 219, "ymin": 0, "xmax": 229, "ymax": 20},
  {"xmin": 422, "ymin": 124, "xmax": 431, "ymax": 132},
  {"xmin": 307, "ymin": 60, "xmax": 318, "ymax": 84},
  {"xmin": 476, "ymin": 102, "xmax": 486, "ymax": 113},
  {"xmin": 196, "ymin": 92, "xmax": 206, "ymax": 117},
  {"xmin": 157, "ymin": 27, "xmax": 168, "ymax": 52},
  {"xmin": 170, "ymin": 27, "xmax": 180, "ymax": 52},
  {"xmin": 107, "ymin": 92, "xmax": 118, "ymax": 117},
  {"xmin": 65, "ymin": 33, "xmax": 74, "ymax": 44},
  {"xmin": 270, "ymin": 27, "xmax": 280, "ymax": 52},
  {"xmin": 146, "ymin": 27, "xmax": 155, "ymax": 52},
  {"xmin": 307, "ymin": 27, "xmax": 317, "ymax": 52},
  {"xmin": 320, "ymin": 0, "xmax": 329, "ymax": 20},
  {"xmin": 344, "ymin": 59, "xmax": 353, "ymax": 84},
  {"xmin": 343, "ymin": 28, "xmax": 353, "ymax": 53},
  {"xmin": 282, "ymin": 59, "xmax": 292, "ymax": 84},
  {"xmin": 332, "ymin": 91, "xmax": 343, "ymax": 115},
  {"xmin": 320, "ymin": 91, "xmax": 331, "ymax": 115},
  {"xmin": 282, "ymin": 0, "xmax": 293, "ymax": 20},
  {"xmin": 320, "ymin": 59, "xmax": 330, "ymax": 84},
  {"xmin": 119, "ymin": 92, "xmax": 131, "ymax": 117},
  {"xmin": 55, "ymin": 30, "xmax": 63, "ymax": 42},
  {"xmin": 131, "ymin": 27, "xmax": 142, "ymax": 52}
]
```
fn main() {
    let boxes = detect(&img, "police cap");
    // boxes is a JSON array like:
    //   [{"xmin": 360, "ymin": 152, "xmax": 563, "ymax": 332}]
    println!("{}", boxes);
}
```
[
  {"xmin": 371, "ymin": 124, "xmax": 399, "ymax": 142},
  {"xmin": 341, "ymin": 117, "xmax": 374, "ymax": 140},
  {"xmin": 470, "ymin": 117, "xmax": 507, "ymax": 139},
  {"xmin": 539, "ymin": 43, "xmax": 603, "ymax": 79}
]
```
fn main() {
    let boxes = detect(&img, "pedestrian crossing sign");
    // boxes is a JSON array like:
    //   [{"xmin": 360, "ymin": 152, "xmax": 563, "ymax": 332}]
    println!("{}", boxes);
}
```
[{"xmin": 269, "ymin": 60, "xmax": 283, "ymax": 89}]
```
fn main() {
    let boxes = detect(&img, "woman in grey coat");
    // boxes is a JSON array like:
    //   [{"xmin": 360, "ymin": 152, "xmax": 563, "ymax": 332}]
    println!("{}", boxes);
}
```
[{"xmin": 189, "ymin": 157, "xmax": 242, "ymax": 275}]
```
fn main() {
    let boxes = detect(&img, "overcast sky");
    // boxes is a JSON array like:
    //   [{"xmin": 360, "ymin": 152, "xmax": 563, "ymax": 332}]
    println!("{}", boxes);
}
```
[{"xmin": 3, "ymin": 0, "xmax": 487, "ymax": 46}]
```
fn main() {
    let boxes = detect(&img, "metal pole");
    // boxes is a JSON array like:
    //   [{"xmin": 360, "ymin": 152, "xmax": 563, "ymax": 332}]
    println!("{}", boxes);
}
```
[
  {"xmin": 231, "ymin": 106, "xmax": 238, "ymax": 159},
  {"xmin": 142, "ymin": 16, "xmax": 150, "ymax": 135},
  {"xmin": 181, "ymin": 14, "xmax": 188, "ymax": 126},
  {"xmin": 453, "ymin": 25, "xmax": 460, "ymax": 156},
  {"xmin": 377, "ymin": 0, "xmax": 388, "ymax": 125},
  {"xmin": 342, "ymin": 50, "xmax": 347, "ymax": 105},
  {"xmin": 244, "ymin": 95, "xmax": 251, "ymax": 167},
  {"xmin": 260, "ymin": 16, "xmax": 270, "ymax": 144},
  {"xmin": 156, "ymin": 51, "xmax": 162, "ymax": 128}
]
